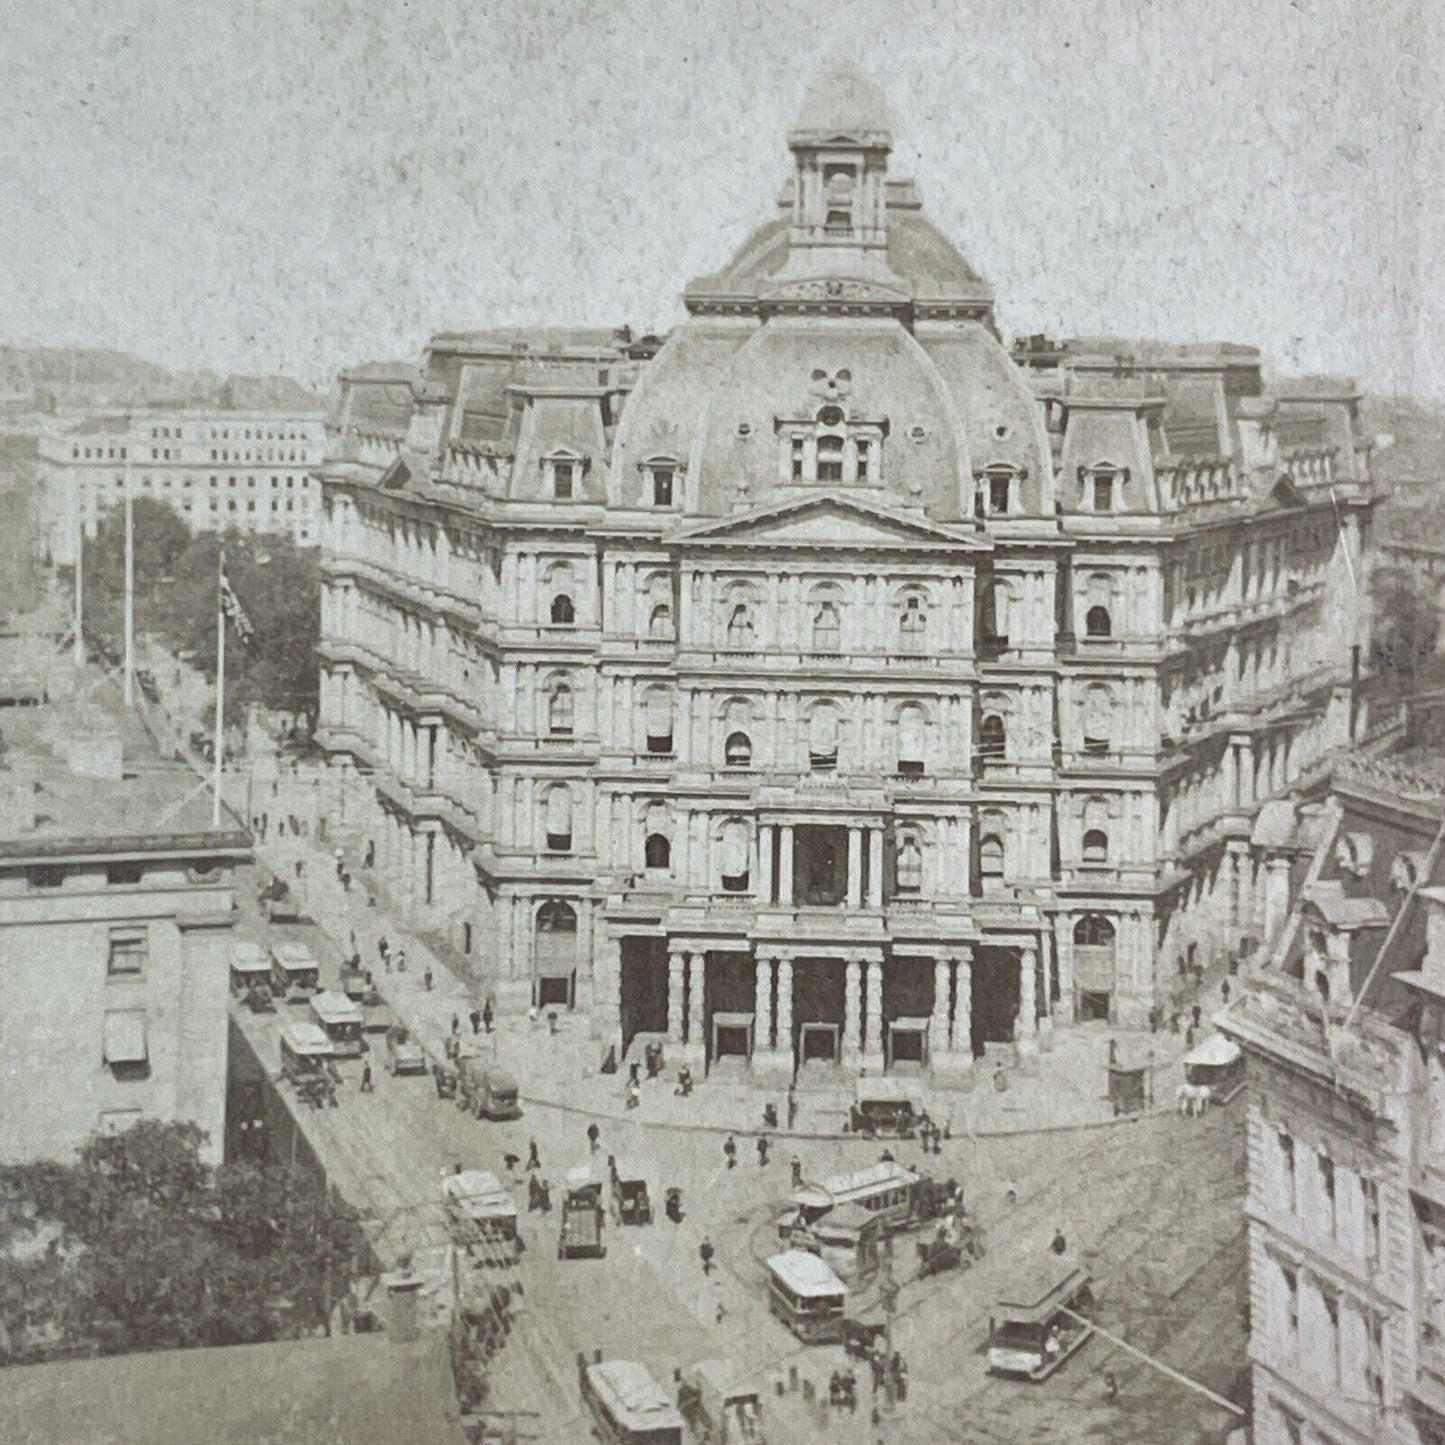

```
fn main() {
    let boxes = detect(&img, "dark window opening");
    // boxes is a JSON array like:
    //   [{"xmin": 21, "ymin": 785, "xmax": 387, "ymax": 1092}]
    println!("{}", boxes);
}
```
[
  {"xmin": 855, "ymin": 440, "xmax": 871, "ymax": 483},
  {"xmin": 550, "ymin": 594, "xmax": 575, "ymax": 625},
  {"xmin": 791, "ymin": 438, "xmax": 805, "ymax": 481},
  {"xmin": 988, "ymin": 473, "xmax": 1010, "ymax": 513},
  {"xmin": 553, "ymin": 462, "xmax": 574, "ymax": 499},
  {"xmin": 817, "ymin": 436, "xmax": 844, "ymax": 483},
  {"xmin": 1085, "ymin": 605, "xmax": 1112, "ymax": 638},
  {"xmin": 29, "ymin": 866, "xmax": 64, "ymax": 889},
  {"xmin": 646, "ymin": 730, "xmax": 674, "ymax": 756},
  {"xmin": 725, "ymin": 731, "xmax": 752, "ymax": 768},
  {"xmin": 105, "ymin": 862, "xmax": 144, "ymax": 886},
  {"xmin": 1082, "ymin": 829, "xmax": 1108, "ymax": 865},
  {"xmin": 825, "ymin": 208, "xmax": 852, "ymax": 234},
  {"xmin": 652, "ymin": 468, "xmax": 673, "ymax": 506},
  {"xmin": 644, "ymin": 833, "xmax": 671, "ymax": 870},
  {"xmin": 979, "ymin": 714, "xmax": 1006, "ymax": 764},
  {"xmin": 546, "ymin": 827, "xmax": 572, "ymax": 852},
  {"xmin": 979, "ymin": 835, "xmax": 1005, "ymax": 881},
  {"xmin": 1093, "ymin": 475, "xmax": 1113, "ymax": 512}
]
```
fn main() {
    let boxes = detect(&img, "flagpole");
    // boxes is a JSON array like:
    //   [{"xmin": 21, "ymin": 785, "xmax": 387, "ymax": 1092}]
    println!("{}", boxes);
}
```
[
  {"xmin": 122, "ymin": 454, "xmax": 134, "ymax": 705},
  {"xmin": 73, "ymin": 489, "xmax": 84, "ymax": 667},
  {"xmin": 212, "ymin": 547, "xmax": 225, "ymax": 828}
]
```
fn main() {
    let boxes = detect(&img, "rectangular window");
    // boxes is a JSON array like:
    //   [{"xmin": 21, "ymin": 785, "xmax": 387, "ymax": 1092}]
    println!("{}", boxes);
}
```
[
  {"xmin": 29, "ymin": 865, "xmax": 65, "ymax": 889},
  {"xmin": 652, "ymin": 468, "xmax": 673, "ymax": 507},
  {"xmin": 1278, "ymin": 1133, "xmax": 1296, "ymax": 1213},
  {"xmin": 855, "ymin": 439, "xmax": 870, "ymax": 483},
  {"xmin": 1322, "ymin": 1290, "xmax": 1341, "ymax": 1384},
  {"xmin": 103, "ymin": 1010, "xmax": 149, "ymax": 1077},
  {"xmin": 791, "ymin": 437, "xmax": 805, "ymax": 481},
  {"xmin": 1362, "ymin": 1177, "xmax": 1380, "ymax": 1264},
  {"xmin": 1281, "ymin": 1263, "xmax": 1298, "ymax": 1340},
  {"xmin": 105, "ymin": 861, "xmax": 143, "ymax": 886},
  {"xmin": 1093, "ymin": 475, "xmax": 1113, "ymax": 512},
  {"xmin": 107, "ymin": 927, "xmax": 148, "ymax": 976},
  {"xmin": 1319, "ymin": 1152, "xmax": 1336, "ymax": 1238},
  {"xmin": 553, "ymin": 462, "xmax": 574, "ymax": 499}
]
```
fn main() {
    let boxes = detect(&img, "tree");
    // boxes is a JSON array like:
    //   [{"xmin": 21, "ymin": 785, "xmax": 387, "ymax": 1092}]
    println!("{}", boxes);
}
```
[
  {"xmin": 1371, "ymin": 563, "xmax": 1442, "ymax": 700},
  {"xmin": 0, "ymin": 1121, "xmax": 363, "ymax": 1364}
]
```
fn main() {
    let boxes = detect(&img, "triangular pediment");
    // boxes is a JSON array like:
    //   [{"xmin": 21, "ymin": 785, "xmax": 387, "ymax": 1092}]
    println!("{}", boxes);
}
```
[{"xmin": 674, "ymin": 491, "xmax": 981, "ymax": 550}]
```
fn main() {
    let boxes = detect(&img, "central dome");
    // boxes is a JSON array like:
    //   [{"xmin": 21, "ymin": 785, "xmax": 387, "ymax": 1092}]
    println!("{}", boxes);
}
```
[{"xmin": 790, "ymin": 63, "xmax": 894, "ymax": 145}]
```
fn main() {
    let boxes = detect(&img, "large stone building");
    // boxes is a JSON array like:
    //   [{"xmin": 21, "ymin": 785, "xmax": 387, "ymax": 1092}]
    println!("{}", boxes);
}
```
[
  {"xmin": 38, "ymin": 405, "xmax": 328, "ymax": 563},
  {"xmin": 1220, "ymin": 744, "xmax": 1445, "ymax": 1445},
  {"xmin": 0, "ymin": 623, "xmax": 250, "ymax": 1164},
  {"xmin": 315, "ymin": 68, "xmax": 1375, "ymax": 1081}
]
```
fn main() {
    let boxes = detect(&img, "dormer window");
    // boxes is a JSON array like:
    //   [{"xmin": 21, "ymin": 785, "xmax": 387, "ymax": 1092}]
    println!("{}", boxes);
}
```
[
  {"xmin": 1078, "ymin": 463, "xmax": 1129, "ymax": 514},
  {"xmin": 554, "ymin": 462, "xmax": 574, "ymax": 499},
  {"xmin": 1093, "ymin": 474, "xmax": 1113, "ymax": 512},
  {"xmin": 975, "ymin": 464, "xmax": 1022, "ymax": 518},
  {"xmin": 779, "ymin": 406, "xmax": 886, "ymax": 487},
  {"xmin": 643, "ymin": 456, "xmax": 678, "ymax": 507},
  {"xmin": 543, "ymin": 449, "xmax": 585, "ymax": 500}
]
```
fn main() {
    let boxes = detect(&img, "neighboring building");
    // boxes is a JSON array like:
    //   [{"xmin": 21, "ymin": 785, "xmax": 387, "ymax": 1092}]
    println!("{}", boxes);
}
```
[
  {"xmin": 1221, "ymin": 747, "xmax": 1445, "ymax": 1445},
  {"xmin": 38, "ymin": 405, "xmax": 328, "ymax": 562},
  {"xmin": 315, "ymin": 67, "xmax": 1375, "ymax": 1081},
  {"xmin": 0, "ymin": 622, "xmax": 250, "ymax": 1164},
  {"xmin": 0, "ymin": 1324, "xmax": 466, "ymax": 1445}
]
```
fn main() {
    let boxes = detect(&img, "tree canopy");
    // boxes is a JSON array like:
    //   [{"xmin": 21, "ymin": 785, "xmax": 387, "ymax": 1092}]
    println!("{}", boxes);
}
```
[
  {"xmin": 74, "ymin": 503, "xmax": 320, "ymax": 726},
  {"xmin": 1370, "ymin": 563, "xmax": 1444, "ymax": 701},
  {"xmin": 0, "ymin": 1121, "xmax": 365, "ymax": 1364}
]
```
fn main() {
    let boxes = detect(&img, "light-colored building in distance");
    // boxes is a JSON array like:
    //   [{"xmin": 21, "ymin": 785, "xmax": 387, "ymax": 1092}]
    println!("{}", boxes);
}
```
[
  {"xmin": 38, "ymin": 405, "xmax": 328, "ymax": 563},
  {"xmin": 0, "ymin": 623, "xmax": 250, "ymax": 1165},
  {"xmin": 315, "ymin": 67, "xmax": 1375, "ymax": 1083}
]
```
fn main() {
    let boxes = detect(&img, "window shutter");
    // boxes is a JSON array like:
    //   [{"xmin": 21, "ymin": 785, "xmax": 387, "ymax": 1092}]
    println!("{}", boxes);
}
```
[
  {"xmin": 993, "ymin": 583, "xmax": 1011, "ymax": 635},
  {"xmin": 645, "ymin": 690, "xmax": 672, "ymax": 739},
  {"xmin": 809, "ymin": 707, "xmax": 838, "ymax": 755},
  {"xmin": 545, "ymin": 787, "xmax": 572, "ymax": 837},
  {"xmin": 899, "ymin": 707, "xmax": 924, "ymax": 762},
  {"xmin": 722, "ymin": 822, "xmax": 749, "ymax": 878}
]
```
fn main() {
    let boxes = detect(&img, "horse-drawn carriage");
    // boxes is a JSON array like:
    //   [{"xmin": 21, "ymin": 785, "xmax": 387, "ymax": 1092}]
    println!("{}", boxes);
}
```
[{"xmin": 916, "ymin": 1216, "xmax": 986, "ymax": 1278}]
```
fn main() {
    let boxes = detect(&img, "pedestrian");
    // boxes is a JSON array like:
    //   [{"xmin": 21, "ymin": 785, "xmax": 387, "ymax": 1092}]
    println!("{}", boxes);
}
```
[
  {"xmin": 757, "ymin": 1135, "xmax": 769, "ymax": 1167},
  {"xmin": 1051, "ymin": 1226, "xmax": 1067, "ymax": 1255},
  {"xmin": 699, "ymin": 1236, "xmax": 715, "ymax": 1277},
  {"xmin": 870, "ymin": 1350, "xmax": 885, "ymax": 1395},
  {"xmin": 340, "ymin": 870, "xmax": 351, "ymax": 893},
  {"xmin": 349, "ymin": 929, "xmax": 358, "ymax": 956},
  {"xmin": 587, "ymin": 1122, "xmax": 601, "ymax": 1154},
  {"xmin": 469, "ymin": 1008, "xmax": 481, "ymax": 1035},
  {"xmin": 1102, "ymin": 1368, "xmax": 1119, "ymax": 1401},
  {"xmin": 723, "ymin": 1134, "xmax": 737, "ymax": 1170},
  {"xmin": 335, "ymin": 850, "xmax": 344, "ymax": 881},
  {"xmin": 424, "ymin": 967, "xmax": 434, "ymax": 992},
  {"xmin": 786, "ymin": 1088, "xmax": 798, "ymax": 1130},
  {"xmin": 260, "ymin": 812, "xmax": 269, "ymax": 839},
  {"xmin": 451, "ymin": 1013, "xmax": 461, "ymax": 1036},
  {"xmin": 1191, "ymin": 1002, "xmax": 1202, "ymax": 1029},
  {"xmin": 1107, "ymin": 1036, "xmax": 1119, "ymax": 1067},
  {"xmin": 791, "ymin": 1156, "xmax": 803, "ymax": 1188},
  {"xmin": 379, "ymin": 935, "xmax": 389, "ymax": 962},
  {"xmin": 526, "ymin": 1139, "xmax": 540, "ymax": 1172},
  {"xmin": 503, "ymin": 1151, "xmax": 520, "ymax": 1175},
  {"xmin": 294, "ymin": 860, "xmax": 304, "ymax": 881},
  {"xmin": 629, "ymin": 1061, "xmax": 641, "ymax": 1087},
  {"xmin": 1185, "ymin": 1022, "xmax": 1196, "ymax": 1050},
  {"xmin": 894, "ymin": 1357, "xmax": 908, "ymax": 1403},
  {"xmin": 1221, "ymin": 978, "xmax": 1231, "ymax": 1003},
  {"xmin": 364, "ymin": 840, "xmax": 375, "ymax": 868},
  {"xmin": 396, "ymin": 949, "xmax": 406, "ymax": 973},
  {"xmin": 715, "ymin": 1299, "xmax": 726, "ymax": 1326},
  {"xmin": 482, "ymin": 999, "xmax": 494, "ymax": 1034},
  {"xmin": 359, "ymin": 1060, "xmax": 373, "ymax": 1093}
]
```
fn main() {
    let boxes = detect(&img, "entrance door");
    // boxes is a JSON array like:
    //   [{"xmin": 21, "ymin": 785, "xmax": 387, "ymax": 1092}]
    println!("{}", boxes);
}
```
[
  {"xmin": 971, "ymin": 947, "xmax": 1021, "ymax": 1054},
  {"xmin": 619, "ymin": 937, "xmax": 668, "ymax": 1058},
  {"xmin": 799, "ymin": 1022, "xmax": 840, "ymax": 1064}
]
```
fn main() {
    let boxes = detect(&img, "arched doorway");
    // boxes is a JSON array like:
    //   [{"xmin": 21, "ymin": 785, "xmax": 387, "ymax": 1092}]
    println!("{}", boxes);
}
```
[
  {"xmin": 1073, "ymin": 915, "xmax": 1116, "ymax": 1021},
  {"xmin": 534, "ymin": 900, "xmax": 577, "ymax": 1009}
]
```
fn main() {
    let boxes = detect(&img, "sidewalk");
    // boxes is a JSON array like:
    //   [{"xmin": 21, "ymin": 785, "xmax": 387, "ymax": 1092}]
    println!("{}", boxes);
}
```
[{"xmin": 252, "ymin": 826, "xmax": 1204, "ymax": 1141}]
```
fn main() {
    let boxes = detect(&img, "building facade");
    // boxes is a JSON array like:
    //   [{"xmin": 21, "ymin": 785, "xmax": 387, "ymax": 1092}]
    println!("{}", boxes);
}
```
[
  {"xmin": 1221, "ymin": 751, "xmax": 1445, "ymax": 1445},
  {"xmin": 316, "ymin": 68, "xmax": 1375, "ymax": 1080},
  {"xmin": 0, "ymin": 641, "xmax": 250, "ymax": 1165},
  {"xmin": 39, "ymin": 406, "xmax": 328, "ymax": 562}
]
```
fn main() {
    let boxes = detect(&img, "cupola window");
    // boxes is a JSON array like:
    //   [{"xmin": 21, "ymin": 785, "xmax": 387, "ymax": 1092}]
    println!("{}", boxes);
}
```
[{"xmin": 817, "ymin": 434, "xmax": 844, "ymax": 483}]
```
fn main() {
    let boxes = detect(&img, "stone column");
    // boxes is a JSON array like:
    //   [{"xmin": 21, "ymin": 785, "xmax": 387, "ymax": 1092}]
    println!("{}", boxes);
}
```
[
  {"xmin": 929, "ymin": 958, "xmax": 951, "ymax": 1072},
  {"xmin": 683, "ymin": 952, "xmax": 706, "ymax": 1068},
  {"xmin": 843, "ymin": 958, "xmax": 862, "ymax": 1063},
  {"xmin": 847, "ymin": 827, "xmax": 863, "ymax": 909},
  {"xmin": 779, "ymin": 826, "xmax": 795, "ymax": 907},
  {"xmin": 867, "ymin": 828, "xmax": 884, "ymax": 908},
  {"xmin": 1017, "ymin": 945, "xmax": 1039, "ymax": 1074},
  {"xmin": 951, "ymin": 951, "xmax": 973, "ymax": 1068},
  {"xmin": 775, "ymin": 956, "xmax": 793, "ymax": 1068},
  {"xmin": 757, "ymin": 825, "xmax": 775, "ymax": 904},
  {"xmin": 754, "ymin": 954, "xmax": 774, "ymax": 1056},
  {"xmin": 1039, "ymin": 934, "xmax": 1056, "ymax": 1054},
  {"xmin": 592, "ymin": 932, "xmax": 622, "ymax": 1052},
  {"xmin": 863, "ymin": 957, "xmax": 884, "ymax": 1070},
  {"xmin": 667, "ymin": 949, "xmax": 685, "ymax": 1045}
]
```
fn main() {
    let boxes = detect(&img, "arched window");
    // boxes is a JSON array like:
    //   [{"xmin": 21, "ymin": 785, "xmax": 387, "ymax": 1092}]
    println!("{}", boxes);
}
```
[
  {"xmin": 644, "ymin": 690, "xmax": 673, "ymax": 754},
  {"xmin": 979, "ymin": 713, "xmax": 1006, "ymax": 764},
  {"xmin": 1074, "ymin": 914, "xmax": 1115, "ymax": 949},
  {"xmin": 726, "ymin": 605, "xmax": 755, "ymax": 649},
  {"xmin": 550, "ymin": 594, "xmax": 575, "ymax": 626},
  {"xmin": 899, "ymin": 596, "xmax": 926, "ymax": 653},
  {"xmin": 538, "ymin": 899, "xmax": 577, "ymax": 932},
  {"xmin": 544, "ymin": 786, "xmax": 572, "ymax": 852},
  {"xmin": 649, "ymin": 603, "xmax": 674, "ymax": 640},
  {"xmin": 1083, "ymin": 829, "xmax": 1109, "ymax": 865},
  {"xmin": 644, "ymin": 833, "xmax": 671, "ymax": 870},
  {"xmin": 808, "ymin": 706, "xmax": 839, "ymax": 772},
  {"xmin": 725, "ymin": 731, "xmax": 752, "ymax": 768},
  {"xmin": 1083, "ymin": 685, "xmax": 1112, "ymax": 756},
  {"xmin": 547, "ymin": 684, "xmax": 574, "ymax": 736},
  {"xmin": 979, "ymin": 834, "xmax": 1005, "ymax": 882},
  {"xmin": 817, "ymin": 435, "xmax": 845, "ymax": 483},
  {"xmin": 896, "ymin": 832, "xmax": 923, "ymax": 894},
  {"xmin": 897, "ymin": 705, "xmax": 926, "ymax": 777},
  {"xmin": 812, "ymin": 603, "xmax": 841, "ymax": 654},
  {"xmin": 720, "ymin": 820, "xmax": 750, "ymax": 892},
  {"xmin": 1085, "ymin": 605, "xmax": 1111, "ymax": 639}
]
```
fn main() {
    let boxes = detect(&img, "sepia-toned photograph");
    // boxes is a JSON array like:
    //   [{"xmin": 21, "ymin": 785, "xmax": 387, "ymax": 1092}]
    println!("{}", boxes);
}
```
[{"xmin": 1, "ymin": 2, "xmax": 1442, "ymax": 1441}]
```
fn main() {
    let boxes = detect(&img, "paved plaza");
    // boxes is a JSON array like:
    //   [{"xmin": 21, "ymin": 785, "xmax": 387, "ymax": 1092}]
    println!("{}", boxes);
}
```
[{"xmin": 229, "ymin": 796, "xmax": 1248, "ymax": 1445}]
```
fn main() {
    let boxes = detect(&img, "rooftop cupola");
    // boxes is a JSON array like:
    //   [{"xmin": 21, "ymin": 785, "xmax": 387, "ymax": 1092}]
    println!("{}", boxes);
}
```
[{"xmin": 782, "ymin": 64, "xmax": 897, "ymax": 281}]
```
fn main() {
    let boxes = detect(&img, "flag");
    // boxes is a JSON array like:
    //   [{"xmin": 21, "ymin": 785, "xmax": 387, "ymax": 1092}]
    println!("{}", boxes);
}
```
[{"xmin": 219, "ymin": 570, "xmax": 255, "ymax": 647}]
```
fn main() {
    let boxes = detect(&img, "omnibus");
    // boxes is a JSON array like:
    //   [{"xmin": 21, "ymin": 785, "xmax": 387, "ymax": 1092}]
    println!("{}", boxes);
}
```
[
  {"xmin": 777, "ymin": 1160, "xmax": 919, "ymax": 1240},
  {"xmin": 1183, "ymin": 1034, "xmax": 1245, "ymax": 1106},
  {"xmin": 766, "ymin": 1250, "xmax": 847, "ymax": 1343},
  {"xmin": 577, "ymin": 1352, "xmax": 683, "ymax": 1445},
  {"xmin": 229, "ymin": 940, "xmax": 270, "ymax": 997},
  {"xmin": 987, "ymin": 1261, "xmax": 1096, "ymax": 1381},
  {"xmin": 279, "ymin": 1022, "xmax": 333, "ymax": 1087},
  {"xmin": 309, "ymin": 990, "xmax": 365, "ymax": 1057},
  {"xmin": 269, "ymin": 940, "xmax": 320, "ymax": 1002}
]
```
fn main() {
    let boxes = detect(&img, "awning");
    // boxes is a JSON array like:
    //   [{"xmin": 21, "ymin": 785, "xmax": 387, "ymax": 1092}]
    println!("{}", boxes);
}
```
[{"xmin": 103, "ymin": 1011, "xmax": 148, "ymax": 1064}]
